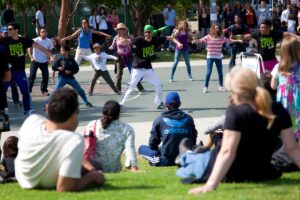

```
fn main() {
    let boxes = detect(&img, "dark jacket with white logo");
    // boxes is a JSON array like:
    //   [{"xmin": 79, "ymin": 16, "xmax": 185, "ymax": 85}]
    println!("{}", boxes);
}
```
[{"xmin": 149, "ymin": 109, "xmax": 198, "ymax": 165}]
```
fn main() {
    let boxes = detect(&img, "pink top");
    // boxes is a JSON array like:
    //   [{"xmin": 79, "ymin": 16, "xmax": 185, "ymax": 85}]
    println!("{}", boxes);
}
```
[
  {"xmin": 112, "ymin": 35, "xmax": 132, "ymax": 55},
  {"xmin": 108, "ymin": 15, "xmax": 119, "ymax": 28},
  {"xmin": 198, "ymin": 35, "xmax": 228, "ymax": 59}
]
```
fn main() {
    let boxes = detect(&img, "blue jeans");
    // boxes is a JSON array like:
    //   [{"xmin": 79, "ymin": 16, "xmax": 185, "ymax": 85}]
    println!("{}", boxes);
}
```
[
  {"xmin": 138, "ymin": 145, "xmax": 172, "ymax": 166},
  {"xmin": 51, "ymin": 76, "xmax": 88, "ymax": 103},
  {"xmin": 4, "ymin": 70, "xmax": 32, "ymax": 112},
  {"xmin": 170, "ymin": 49, "xmax": 192, "ymax": 80},
  {"xmin": 205, "ymin": 58, "xmax": 223, "ymax": 88}
]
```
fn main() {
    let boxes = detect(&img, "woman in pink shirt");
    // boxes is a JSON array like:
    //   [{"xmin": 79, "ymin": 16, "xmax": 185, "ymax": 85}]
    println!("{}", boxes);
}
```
[
  {"xmin": 108, "ymin": 7, "xmax": 119, "ymax": 39},
  {"xmin": 109, "ymin": 23, "xmax": 144, "ymax": 92},
  {"xmin": 193, "ymin": 24, "xmax": 229, "ymax": 93}
]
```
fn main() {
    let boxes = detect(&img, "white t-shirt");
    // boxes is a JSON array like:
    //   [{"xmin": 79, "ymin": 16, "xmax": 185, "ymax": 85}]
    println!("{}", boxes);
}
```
[
  {"xmin": 287, "ymin": 20, "xmax": 296, "ymax": 33},
  {"xmin": 15, "ymin": 115, "xmax": 84, "ymax": 189},
  {"xmin": 33, "ymin": 37, "xmax": 53, "ymax": 63},
  {"xmin": 36, "ymin": 10, "xmax": 45, "ymax": 27},
  {"xmin": 280, "ymin": 9, "xmax": 290, "ymax": 22},
  {"xmin": 98, "ymin": 15, "xmax": 108, "ymax": 30},
  {"xmin": 84, "ymin": 52, "xmax": 117, "ymax": 71}
]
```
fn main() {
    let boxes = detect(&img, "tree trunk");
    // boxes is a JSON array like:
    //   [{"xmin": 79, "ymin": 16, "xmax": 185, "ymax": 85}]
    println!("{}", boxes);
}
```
[
  {"xmin": 58, "ymin": 0, "xmax": 70, "ymax": 39},
  {"xmin": 21, "ymin": 10, "xmax": 28, "ymax": 37}
]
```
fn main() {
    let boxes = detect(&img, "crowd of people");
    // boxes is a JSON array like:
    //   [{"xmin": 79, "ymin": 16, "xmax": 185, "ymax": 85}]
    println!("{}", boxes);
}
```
[{"xmin": 1, "ymin": 0, "xmax": 300, "ymax": 196}]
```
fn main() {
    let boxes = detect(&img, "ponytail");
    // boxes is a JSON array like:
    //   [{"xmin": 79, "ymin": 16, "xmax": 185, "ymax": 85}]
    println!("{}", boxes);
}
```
[
  {"xmin": 100, "ymin": 100, "xmax": 120, "ymax": 129},
  {"xmin": 254, "ymin": 86, "xmax": 276, "ymax": 129}
]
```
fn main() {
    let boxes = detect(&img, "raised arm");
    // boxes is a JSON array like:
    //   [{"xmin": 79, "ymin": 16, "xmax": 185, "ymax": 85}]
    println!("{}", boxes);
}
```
[
  {"xmin": 91, "ymin": 29, "xmax": 111, "ymax": 39},
  {"xmin": 61, "ymin": 29, "xmax": 80, "ymax": 43},
  {"xmin": 189, "ymin": 129, "xmax": 241, "ymax": 194}
]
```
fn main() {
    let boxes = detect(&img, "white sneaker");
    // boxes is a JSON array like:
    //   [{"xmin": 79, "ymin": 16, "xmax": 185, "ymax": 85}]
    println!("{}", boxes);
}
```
[
  {"xmin": 169, "ymin": 79, "xmax": 174, "ymax": 83},
  {"xmin": 203, "ymin": 87, "xmax": 208, "ymax": 93},
  {"xmin": 219, "ymin": 86, "xmax": 226, "ymax": 92},
  {"xmin": 188, "ymin": 78, "xmax": 195, "ymax": 81},
  {"xmin": 96, "ymin": 79, "xmax": 101, "ymax": 84}
]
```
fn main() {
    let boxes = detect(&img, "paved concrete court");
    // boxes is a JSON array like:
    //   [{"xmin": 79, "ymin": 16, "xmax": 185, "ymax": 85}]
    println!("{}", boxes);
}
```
[{"xmin": 2, "ymin": 59, "xmax": 231, "ymax": 148}]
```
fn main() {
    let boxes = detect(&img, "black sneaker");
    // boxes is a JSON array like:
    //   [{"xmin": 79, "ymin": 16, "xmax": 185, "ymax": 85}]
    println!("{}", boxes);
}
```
[
  {"xmin": 14, "ymin": 101, "xmax": 23, "ymax": 107},
  {"xmin": 42, "ymin": 91, "xmax": 50, "ymax": 96},
  {"xmin": 85, "ymin": 102, "xmax": 93, "ymax": 107},
  {"xmin": 156, "ymin": 102, "xmax": 165, "ymax": 110}
]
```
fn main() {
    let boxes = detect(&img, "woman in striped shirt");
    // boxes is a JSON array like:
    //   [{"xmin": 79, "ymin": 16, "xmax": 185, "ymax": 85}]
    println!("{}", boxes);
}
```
[{"xmin": 193, "ymin": 24, "xmax": 229, "ymax": 93}]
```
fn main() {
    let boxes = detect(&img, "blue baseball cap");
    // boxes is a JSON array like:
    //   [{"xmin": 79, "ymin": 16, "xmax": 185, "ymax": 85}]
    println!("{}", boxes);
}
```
[{"xmin": 165, "ymin": 92, "xmax": 180, "ymax": 105}]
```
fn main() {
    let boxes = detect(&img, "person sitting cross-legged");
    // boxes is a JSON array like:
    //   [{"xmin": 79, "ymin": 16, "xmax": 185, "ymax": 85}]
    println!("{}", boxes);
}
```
[{"xmin": 138, "ymin": 91, "xmax": 198, "ymax": 166}]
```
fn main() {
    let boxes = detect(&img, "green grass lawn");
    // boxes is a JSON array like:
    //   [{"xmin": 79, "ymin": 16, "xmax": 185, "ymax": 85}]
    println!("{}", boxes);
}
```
[{"xmin": 1, "ymin": 156, "xmax": 300, "ymax": 200}]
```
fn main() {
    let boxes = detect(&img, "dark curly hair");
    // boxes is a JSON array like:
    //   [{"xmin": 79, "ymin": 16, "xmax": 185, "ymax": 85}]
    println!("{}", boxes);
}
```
[
  {"xmin": 101, "ymin": 100, "xmax": 120, "ymax": 129},
  {"xmin": 3, "ymin": 136, "xmax": 18, "ymax": 158}
]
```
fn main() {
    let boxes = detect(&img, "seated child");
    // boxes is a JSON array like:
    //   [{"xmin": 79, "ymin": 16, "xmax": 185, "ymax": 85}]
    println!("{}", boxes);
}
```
[{"xmin": 0, "ymin": 136, "xmax": 18, "ymax": 183}]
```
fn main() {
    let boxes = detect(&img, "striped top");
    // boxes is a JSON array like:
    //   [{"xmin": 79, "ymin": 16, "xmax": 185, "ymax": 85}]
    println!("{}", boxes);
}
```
[{"xmin": 197, "ymin": 35, "xmax": 228, "ymax": 59}]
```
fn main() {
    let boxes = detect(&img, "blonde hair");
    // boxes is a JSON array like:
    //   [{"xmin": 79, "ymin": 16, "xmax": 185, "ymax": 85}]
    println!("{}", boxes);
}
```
[
  {"xmin": 210, "ymin": 24, "xmax": 223, "ymax": 38},
  {"xmin": 279, "ymin": 36, "xmax": 300, "ymax": 75},
  {"xmin": 225, "ymin": 67, "xmax": 275, "ymax": 129}
]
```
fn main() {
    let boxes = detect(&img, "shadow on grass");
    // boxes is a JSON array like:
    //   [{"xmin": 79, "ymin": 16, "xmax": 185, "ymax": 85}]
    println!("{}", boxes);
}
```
[{"xmin": 102, "ymin": 183, "xmax": 160, "ymax": 191}]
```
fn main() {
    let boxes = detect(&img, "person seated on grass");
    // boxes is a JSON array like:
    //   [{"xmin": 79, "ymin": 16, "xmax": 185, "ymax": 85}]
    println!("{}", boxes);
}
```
[
  {"xmin": 188, "ymin": 67, "xmax": 300, "ymax": 194},
  {"xmin": 82, "ymin": 100, "xmax": 138, "ymax": 173},
  {"xmin": 15, "ymin": 88, "xmax": 104, "ymax": 192},
  {"xmin": 0, "ymin": 136, "xmax": 18, "ymax": 183},
  {"xmin": 138, "ymin": 91, "xmax": 198, "ymax": 166}
]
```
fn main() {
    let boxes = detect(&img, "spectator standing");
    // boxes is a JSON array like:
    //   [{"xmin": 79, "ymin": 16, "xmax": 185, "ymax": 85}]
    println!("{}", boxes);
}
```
[
  {"xmin": 287, "ymin": 14, "xmax": 297, "ymax": 33},
  {"xmin": 108, "ymin": 7, "xmax": 119, "ymax": 39},
  {"xmin": 198, "ymin": 7, "xmax": 211, "ymax": 38},
  {"xmin": 50, "ymin": 37, "xmax": 61, "ymax": 83},
  {"xmin": 82, "ymin": 100, "xmax": 138, "ymax": 172},
  {"xmin": 162, "ymin": 2, "xmax": 176, "ymax": 50},
  {"xmin": 169, "ymin": 19, "xmax": 194, "ymax": 82},
  {"xmin": 224, "ymin": 4, "xmax": 234, "ymax": 29},
  {"xmin": 216, "ymin": 5, "xmax": 224, "ymax": 26},
  {"xmin": 281, "ymin": 4, "xmax": 292, "ymax": 24},
  {"xmin": 244, "ymin": 5, "xmax": 257, "ymax": 29},
  {"xmin": 2, "ymin": 1, "xmax": 15, "ymax": 25},
  {"xmin": 28, "ymin": 28, "xmax": 53, "ymax": 96},
  {"xmin": 256, "ymin": 0, "xmax": 270, "ymax": 27},
  {"xmin": 139, "ymin": 91, "xmax": 198, "ymax": 166},
  {"xmin": 89, "ymin": 8, "xmax": 100, "ymax": 44},
  {"xmin": 50, "ymin": 45, "xmax": 92, "ymax": 107},
  {"xmin": 98, "ymin": 7, "xmax": 110, "ymax": 45},
  {"xmin": 231, "ymin": 1, "xmax": 244, "ymax": 19},
  {"xmin": 35, "ymin": 5, "xmax": 46, "ymax": 35},
  {"xmin": 15, "ymin": 88, "xmax": 105, "ymax": 192}
]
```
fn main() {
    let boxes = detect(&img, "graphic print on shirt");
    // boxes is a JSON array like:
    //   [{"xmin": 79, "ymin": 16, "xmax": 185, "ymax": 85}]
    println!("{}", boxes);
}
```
[
  {"xmin": 163, "ymin": 117, "xmax": 189, "ymax": 135},
  {"xmin": 142, "ymin": 45, "xmax": 154, "ymax": 58},
  {"xmin": 8, "ymin": 43, "xmax": 24, "ymax": 56},
  {"xmin": 260, "ymin": 37, "xmax": 274, "ymax": 49},
  {"xmin": 95, "ymin": 55, "xmax": 103, "ymax": 64}
]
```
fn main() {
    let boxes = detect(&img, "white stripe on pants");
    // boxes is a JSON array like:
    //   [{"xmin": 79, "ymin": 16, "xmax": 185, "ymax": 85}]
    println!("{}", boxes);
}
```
[{"xmin": 120, "ymin": 68, "xmax": 163, "ymax": 105}]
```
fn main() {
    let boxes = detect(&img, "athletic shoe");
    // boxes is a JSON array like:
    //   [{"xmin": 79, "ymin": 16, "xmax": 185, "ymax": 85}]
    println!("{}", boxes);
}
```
[
  {"xmin": 156, "ymin": 102, "xmax": 165, "ymax": 110},
  {"xmin": 203, "ymin": 87, "xmax": 208, "ymax": 93},
  {"xmin": 219, "ymin": 86, "xmax": 226, "ymax": 92},
  {"xmin": 14, "ymin": 101, "xmax": 23, "ymax": 107},
  {"xmin": 42, "ymin": 91, "xmax": 50, "ymax": 96},
  {"xmin": 169, "ymin": 79, "xmax": 174, "ymax": 83},
  {"xmin": 85, "ymin": 102, "xmax": 93, "ymax": 107},
  {"xmin": 96, "ymin": 79, "xmax": 101, "ymax": 84},
  {"xmin": 24, "ymin": 109, "xmax": 35, "ymax": 116},
  {"xmin": 188, "ymin": 77, "xmax": 195, "ymax": 81},
  {"xmin": 88, "ymin": 92, "xmax": 93, "ymax": 96},
  {"xmin": 116, "ymin": 91, "xmax": 122, "ymax": 95}
]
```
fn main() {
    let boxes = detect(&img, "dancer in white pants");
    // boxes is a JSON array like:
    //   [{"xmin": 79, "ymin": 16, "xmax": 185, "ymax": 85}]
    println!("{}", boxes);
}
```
[{"xmin": 119, "ymin": 25, "xmax": 182, "ymax": 109}]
